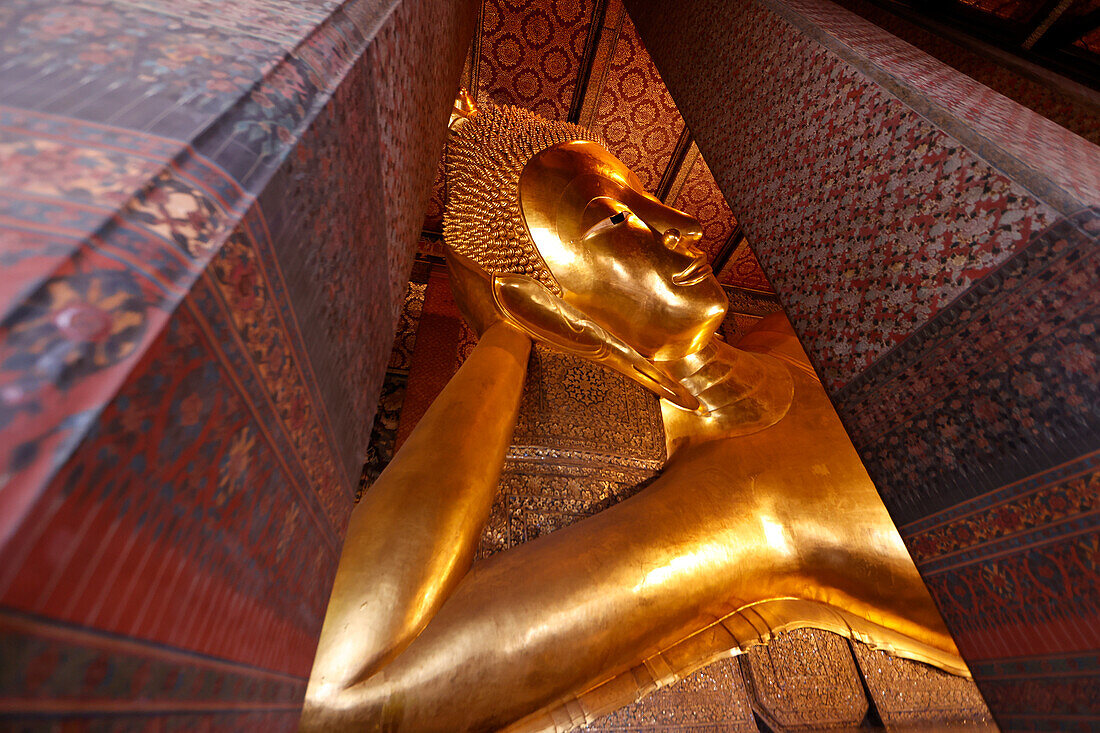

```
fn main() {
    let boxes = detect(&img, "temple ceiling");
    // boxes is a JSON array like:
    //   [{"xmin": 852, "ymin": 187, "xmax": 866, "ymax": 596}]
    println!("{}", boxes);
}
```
[
  {"xmin": 419, "ymin": 0, "xmax": 775, "ymax": 296},
  {"xmin": 875, "ymin": 0, "xmax": 1100, "ymax": 86}
]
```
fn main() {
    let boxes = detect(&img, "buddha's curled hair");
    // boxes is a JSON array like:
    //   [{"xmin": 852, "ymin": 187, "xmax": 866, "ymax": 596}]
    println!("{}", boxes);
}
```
[{"xmin": 444, "ymin": 103, "xmax": 603, "ymax": 295}]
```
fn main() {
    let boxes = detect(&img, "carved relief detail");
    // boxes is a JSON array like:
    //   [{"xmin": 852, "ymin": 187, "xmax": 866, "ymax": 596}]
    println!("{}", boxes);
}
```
[
  {"xmin": 739, "ymin": 628, "xmax": 869, "ymax": 729},
  {"xmin": 510, "ymin": 344, "xmax": 666, "ymax": 469},
  {"xmin": 852, "ymin": 640, "xmax": 994, "ymax": 727},
  {"xmin": 583, "ymin": 657, "xmax": 757, "ymax": 732}
]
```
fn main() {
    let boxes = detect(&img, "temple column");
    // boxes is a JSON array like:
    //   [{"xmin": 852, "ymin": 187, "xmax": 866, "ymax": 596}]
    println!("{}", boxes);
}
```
[
  {"xmin": 0, "ymin": 0, "xmax": 476, "ymax": 729},
  {"xmin": 625, "ymin": 0, "xmax": 1099, "ymax": 724}
]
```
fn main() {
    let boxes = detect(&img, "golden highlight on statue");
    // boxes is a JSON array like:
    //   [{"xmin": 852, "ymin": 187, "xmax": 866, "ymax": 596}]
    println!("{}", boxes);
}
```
[{"xmin": 299, "ymin": 98, "xmax": 968, "ymax": 732}]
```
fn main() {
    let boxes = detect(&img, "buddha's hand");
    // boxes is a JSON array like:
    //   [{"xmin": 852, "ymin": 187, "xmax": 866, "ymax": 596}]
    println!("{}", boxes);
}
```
[
  {"xmin": 445, "ymin": 249, "xmax": 699, "ymax": 410},
  {"xmin": 444, "ymin": 248, "xmax": 507, "ymax": 336}
]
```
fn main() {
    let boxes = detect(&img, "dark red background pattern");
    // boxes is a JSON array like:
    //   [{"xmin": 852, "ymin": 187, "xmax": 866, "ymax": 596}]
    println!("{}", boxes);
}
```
[{"xmin": 592, "ymin": 14, "xmax": 687, "ymax": 193}]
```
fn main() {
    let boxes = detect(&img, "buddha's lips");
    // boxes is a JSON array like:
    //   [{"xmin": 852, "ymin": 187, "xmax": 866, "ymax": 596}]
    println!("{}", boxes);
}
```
[{"xmin": 672, "ymin": 257, "xmax": 713, "ymax": 286}]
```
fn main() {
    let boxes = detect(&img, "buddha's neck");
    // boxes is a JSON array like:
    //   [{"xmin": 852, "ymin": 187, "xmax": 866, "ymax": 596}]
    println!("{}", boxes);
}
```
[{"xmin": 655, "ymin": 339, "xmax": 796, "ymax": 451}]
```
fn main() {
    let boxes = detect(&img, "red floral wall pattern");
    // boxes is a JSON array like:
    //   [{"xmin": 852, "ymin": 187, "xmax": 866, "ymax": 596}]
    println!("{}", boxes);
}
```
[
  {"xmin": 592, "ymin": 15, "xmax": 685, "ymax": 192},
  {"xmin": 720, "ymin": 240, "xmax": 774, "ymax": 293},
  {"xmin": 671, "ymin": 153, "xmax": 740, "ymax": 262},
  {"xmin": 835, "ymin": 0, "xmax": 1100, "ymax": 145},
  {"xmin": 478, "ymin": 0, "xmax": 596, "ymax": 121}
]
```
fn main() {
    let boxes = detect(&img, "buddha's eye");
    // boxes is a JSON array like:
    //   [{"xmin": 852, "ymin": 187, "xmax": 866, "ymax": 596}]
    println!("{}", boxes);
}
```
[{"xmin": 580, "ymin": 206, "xmax": 633, "ymax": 241}]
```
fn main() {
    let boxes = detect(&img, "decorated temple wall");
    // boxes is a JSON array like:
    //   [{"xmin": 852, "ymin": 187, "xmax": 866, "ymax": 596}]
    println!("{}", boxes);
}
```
[
  {"xmin": 479, "ymin": 342, "xmax": 666, "ymax": 560},
  {"xmin": 582, "ymin": 627, "xmax": 993, "ymax": 730},
  {"xmin": 625, "ymin": 0, "xmax": 1100, "ymax": 724},
  {"xmin": 0, "ymin": 0, "xmax": 477, "ymax": 728}
]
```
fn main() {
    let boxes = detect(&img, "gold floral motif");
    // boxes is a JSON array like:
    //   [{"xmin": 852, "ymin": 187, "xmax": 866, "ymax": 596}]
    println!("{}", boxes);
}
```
[{"xmin": 479, "ymin": 345, "xmax": 664, "ymax": 560}]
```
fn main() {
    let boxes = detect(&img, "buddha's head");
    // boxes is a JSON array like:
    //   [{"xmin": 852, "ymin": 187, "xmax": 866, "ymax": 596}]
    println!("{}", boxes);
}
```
[{"xmin": 444, "ymin": 103, "xmax": 727, "ymax": 367}]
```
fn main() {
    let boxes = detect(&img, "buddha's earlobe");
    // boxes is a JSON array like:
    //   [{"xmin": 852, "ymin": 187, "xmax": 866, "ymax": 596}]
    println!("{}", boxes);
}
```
[
  {"xmin": 491, "ymin": 274, "xmax": 701, "ymax": 411},
  {"xmin": 445, "ymin": 248, "xmax": 700, "ymax": 410}
]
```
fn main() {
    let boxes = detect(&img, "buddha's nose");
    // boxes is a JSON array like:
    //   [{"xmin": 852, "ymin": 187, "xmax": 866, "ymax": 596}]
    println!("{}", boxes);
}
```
[{"xmin": 662, "ymin": 228, "xmax": 705, "ymax": 258}]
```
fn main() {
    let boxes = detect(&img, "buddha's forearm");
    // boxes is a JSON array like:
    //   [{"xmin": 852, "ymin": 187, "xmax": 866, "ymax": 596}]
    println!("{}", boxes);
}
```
[
  {"xmin": 317, "ymin": 462, "xmax": 780, "ymax": 732},
  {"xmin": 302, "ymin": 321, "xmax": 531, "ymax": 710},
  {"xmin": 304, "ymin": 378, "xmax": 966, "ymax": 731}
]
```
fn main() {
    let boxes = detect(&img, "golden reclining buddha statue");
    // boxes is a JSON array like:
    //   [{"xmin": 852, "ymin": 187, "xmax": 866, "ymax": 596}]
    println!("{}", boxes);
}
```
[{"xmin": 299, "ymin": 97, "xmax": 968, "ymax": 732}]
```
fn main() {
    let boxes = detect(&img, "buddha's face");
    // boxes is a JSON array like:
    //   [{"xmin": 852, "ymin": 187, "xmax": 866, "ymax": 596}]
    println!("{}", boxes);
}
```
[{"xmin": 520, "ymin": 141, "xmax": 728, "ymax": 361}]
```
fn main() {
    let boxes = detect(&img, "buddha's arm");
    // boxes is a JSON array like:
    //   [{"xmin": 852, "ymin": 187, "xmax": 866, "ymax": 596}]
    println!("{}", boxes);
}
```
[
  {"xmin": 301, "ymin": 321, "xmax": 531, "ymax": 718},
  {"xmin": 305, "ymin": 370, "xmax": 963, "ymax": 732},
  {"xmin": 307, "ymin": 448, "xmax": 772, "ymax": 732}
]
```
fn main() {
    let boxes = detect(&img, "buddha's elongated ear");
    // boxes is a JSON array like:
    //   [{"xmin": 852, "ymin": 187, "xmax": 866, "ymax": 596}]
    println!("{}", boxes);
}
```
[
  {"xmin": 445, "ymin": 249, "xmax": 699, "ymax": 410},
  {"xmin": 492, "ymin": 275, "xmax": 701, "ymax": 411}
]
